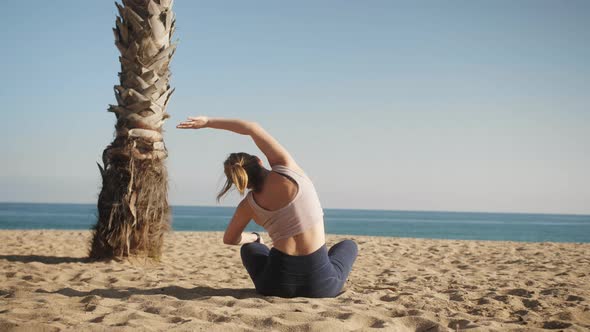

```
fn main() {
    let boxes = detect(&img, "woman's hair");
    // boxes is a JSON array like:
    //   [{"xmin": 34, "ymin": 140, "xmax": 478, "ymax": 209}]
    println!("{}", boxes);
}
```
[{"xmin": 217, "ymin": 152, "xmax": 264, "ymax": 201}]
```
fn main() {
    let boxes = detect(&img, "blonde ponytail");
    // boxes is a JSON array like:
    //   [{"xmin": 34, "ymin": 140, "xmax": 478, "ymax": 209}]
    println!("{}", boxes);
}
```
[
  {"xmin": 230, "ymin": 162, "xmax": 248, "ymax": 194},
  {"xmin": 217, "ymin": 152, "xmax": 262, "ymax": 201}
]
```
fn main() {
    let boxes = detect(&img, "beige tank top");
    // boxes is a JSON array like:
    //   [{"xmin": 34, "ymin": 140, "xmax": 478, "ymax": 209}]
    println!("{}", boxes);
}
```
[{"xmin": 246, "ymin": 165, "xmax": 324, "ymax": 242}]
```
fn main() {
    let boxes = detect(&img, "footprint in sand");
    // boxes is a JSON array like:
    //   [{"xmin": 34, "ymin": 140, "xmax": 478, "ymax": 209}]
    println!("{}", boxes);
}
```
[
  {"xmin": 507, "ymin": 288, "xmax": 533, "ymax": 298},
  {"xmin": 336, "ymin": 312, "xmax": 354, "ymax": 320},
  {"xmin": 565, "ymin": 295, "xmax": 584, "ymax": 302},
  {"xmin": 477, "ymin": 297, "xmax": 490, "ymax": 305},
  {"xmin": 542, "ymin": 320, "xmax": 572, "ymax": 329},
  {"xmin": 449, "ymin": 293, "xmax": 464, "ymax": 302},
  {"xmin": 493, "ymin": 295, "xmax": 509, "ymax": 303},
  {"xmin": 448, "ymin": 319, "xmax": 477, "ymax": 330},
  {"xmin": 392, "ymin": 316, "xmax": 446, "ymax": 331},
  {"xmin": 405, "ymin": 309, "xmax": 423, "ymax": 316},
  {"xmin": 167, "ymin": 316, "xmax": 191, "ymax": 324},
  {"xmin": 84, "ymin": 304, "xmax": 98, "ymax": 312},
  {"xmin": 522, "ymin": 299, "xmax": 542, "ymax": 310},
  {"xmin": 81, "ymin": 295, "xmax": 101, "ymax": 312},
  {"xmin": 379, "ymin": 294, "xmax": 399, "ymax": 302},
  {"xmin": 143, "ymin": 306, "xmax": 163, "ymax": 314},
  {"xmin": 370, "ymin": 318, "xmax": 387, "ymax": 328},
  {"xmin": 540, "ymin": 288, "xmax": 561, "ymax": 296}
]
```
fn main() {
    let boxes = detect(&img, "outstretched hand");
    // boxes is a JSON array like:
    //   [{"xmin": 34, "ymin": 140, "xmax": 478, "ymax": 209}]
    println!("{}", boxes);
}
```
[{"xmin": 176, "ymin": 116, "xmax": 209, "ymax": 129}]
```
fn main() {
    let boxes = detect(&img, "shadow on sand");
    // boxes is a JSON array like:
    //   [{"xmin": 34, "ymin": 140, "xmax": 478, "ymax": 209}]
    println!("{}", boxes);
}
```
[
  {"xmin": 0, "ymin": 255, "xmax": 90, "ymax": 264},
  {"xmin": 35, "ymin": 285, "xmax": 260, "ymax": 300},
  {"xmin": 2, "ymin": 255, "xmax": 261, "ymax": 299}
]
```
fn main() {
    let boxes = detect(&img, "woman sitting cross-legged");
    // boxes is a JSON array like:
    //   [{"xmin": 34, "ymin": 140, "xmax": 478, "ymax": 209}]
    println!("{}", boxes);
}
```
[{"xmin": 177, "ymin": 116, "xmax": 358, "ymax": 298}]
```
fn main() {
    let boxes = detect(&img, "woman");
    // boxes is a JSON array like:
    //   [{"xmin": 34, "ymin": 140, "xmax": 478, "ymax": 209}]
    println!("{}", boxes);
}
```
[{"xmin": 177, "ymin": 116, "xmax": 357, "ymax": 298}]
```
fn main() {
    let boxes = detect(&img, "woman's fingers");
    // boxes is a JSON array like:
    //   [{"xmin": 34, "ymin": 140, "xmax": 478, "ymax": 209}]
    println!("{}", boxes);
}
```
[
  {"xmin": 176, "ymin": 121, "xmax": 195, "ymax": 128},
  {"xmin": 176, "ymin": 116, "xmax": 208, "ymax": 129},
  {"xmin": 176, "ymin": 119, "xmax": 206, "ymax": 129}
]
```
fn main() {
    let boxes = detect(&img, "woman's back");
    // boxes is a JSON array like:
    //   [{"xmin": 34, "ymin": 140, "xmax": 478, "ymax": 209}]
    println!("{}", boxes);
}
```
[{"xmin": 249, "ymin": 164, "xmax": 326, "ymax": 255}]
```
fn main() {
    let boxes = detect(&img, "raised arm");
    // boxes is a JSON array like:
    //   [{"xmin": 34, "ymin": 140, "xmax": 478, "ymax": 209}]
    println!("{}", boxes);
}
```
[{"xmin": 177, "ymin": 116, "xmax": 299, "ymax": 169}]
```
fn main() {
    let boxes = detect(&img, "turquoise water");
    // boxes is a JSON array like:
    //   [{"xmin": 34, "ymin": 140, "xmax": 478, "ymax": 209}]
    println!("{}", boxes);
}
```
[{"xmin": 1, "ymin": 203, "xmax": 589, "ymax": 243}]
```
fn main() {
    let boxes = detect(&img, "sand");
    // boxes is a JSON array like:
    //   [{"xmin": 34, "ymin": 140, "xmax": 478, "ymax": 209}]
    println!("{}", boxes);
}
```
[{"xmin": 0, "ymin": 230, "xmax": 589, "ymax": 331}]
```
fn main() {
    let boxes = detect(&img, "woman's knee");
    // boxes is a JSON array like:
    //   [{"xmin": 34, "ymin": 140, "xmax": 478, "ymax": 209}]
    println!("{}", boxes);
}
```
[
  {"xmin": 240, "ymin": 243, "xmax": 255, "ymax": 261},
  {"xmin": 240, "ymin": 242, "xmax": 269, "ymax": 262},
  {"xmin": 330, "ymin": 239, "xmax": 358, "ymax": 257},
  {"xmin": 342, "ymin": 239, "xmax": 358, "ymax": 253}
]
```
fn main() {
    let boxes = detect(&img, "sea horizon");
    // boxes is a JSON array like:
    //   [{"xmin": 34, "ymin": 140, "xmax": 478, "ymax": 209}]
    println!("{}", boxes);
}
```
[
  {"xmin": 1, "ymin": 200, "xmax": 588, "ymax": 218},
  {"xmin": 1, "ymin": 202, "xmax": 589, "ymax": 243}
]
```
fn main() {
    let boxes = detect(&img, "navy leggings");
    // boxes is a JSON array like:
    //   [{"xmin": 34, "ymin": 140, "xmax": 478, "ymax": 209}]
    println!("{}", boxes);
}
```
[{"xmin": 240, "ymin": 240, "xmax": 358, "ymax": 298}]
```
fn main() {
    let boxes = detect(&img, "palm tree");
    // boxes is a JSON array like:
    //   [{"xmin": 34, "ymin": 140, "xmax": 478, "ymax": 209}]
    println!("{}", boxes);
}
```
[{"xmin": 90, "ymin": 0, "xmax": 177, "ymax": 260}]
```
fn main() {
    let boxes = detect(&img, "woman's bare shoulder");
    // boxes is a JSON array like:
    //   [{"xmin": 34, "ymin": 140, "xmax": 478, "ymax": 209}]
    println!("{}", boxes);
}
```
[{"xmin": 271, "ymin": 161, "xmax": 306, "ymax": 177}]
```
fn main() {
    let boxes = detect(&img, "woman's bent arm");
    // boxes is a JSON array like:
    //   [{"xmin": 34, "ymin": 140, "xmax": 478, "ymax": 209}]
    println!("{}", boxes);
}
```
[{"xmin": 223, "ymin": 199, "xmax": 258, "ymax": 245}]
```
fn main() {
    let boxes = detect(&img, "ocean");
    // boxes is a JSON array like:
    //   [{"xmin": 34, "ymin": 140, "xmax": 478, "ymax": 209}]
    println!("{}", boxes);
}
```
[{"xmin": 0, "ymin": 202, "xmax": 589, "ymax": 243}]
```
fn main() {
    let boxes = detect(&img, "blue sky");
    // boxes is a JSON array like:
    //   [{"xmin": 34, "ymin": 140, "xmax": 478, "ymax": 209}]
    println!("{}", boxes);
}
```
[{"xmin": 1, "ymin": 1, "xmax": 589, "ymax": 214}]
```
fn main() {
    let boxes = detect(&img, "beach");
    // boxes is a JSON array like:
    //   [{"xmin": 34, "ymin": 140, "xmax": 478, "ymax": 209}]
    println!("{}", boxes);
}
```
[{"xmin": 0, "ymin": 230, "xmax": 589, "ymax": 331}]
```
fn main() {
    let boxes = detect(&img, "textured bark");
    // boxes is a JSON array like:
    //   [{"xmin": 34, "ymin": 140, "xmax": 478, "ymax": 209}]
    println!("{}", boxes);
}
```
[{"xmin": 90, "ymin": 0, "xmax": 176, "ymax": 260}]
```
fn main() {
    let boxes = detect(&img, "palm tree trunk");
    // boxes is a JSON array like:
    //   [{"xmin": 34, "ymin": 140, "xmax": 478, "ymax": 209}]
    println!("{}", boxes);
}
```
[{"xmin": 90, "ymin": 0, "xmax": 176, "ymax": 260}]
